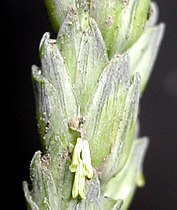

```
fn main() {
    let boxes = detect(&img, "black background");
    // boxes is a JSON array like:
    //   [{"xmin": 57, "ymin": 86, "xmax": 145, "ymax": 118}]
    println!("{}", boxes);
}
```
[{"xmin": 4, "ymin": 0, "xmax": 177, "ymax": 209}]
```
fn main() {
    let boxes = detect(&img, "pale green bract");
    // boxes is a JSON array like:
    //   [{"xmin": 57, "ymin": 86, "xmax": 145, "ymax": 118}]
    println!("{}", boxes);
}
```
[{"xmin": 23, "ymin": 1, "xmax": 165, "ymax": 210}]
